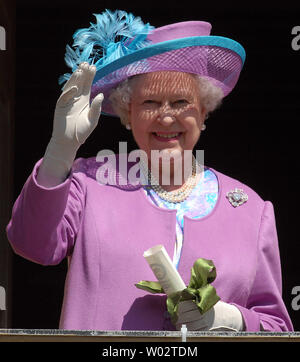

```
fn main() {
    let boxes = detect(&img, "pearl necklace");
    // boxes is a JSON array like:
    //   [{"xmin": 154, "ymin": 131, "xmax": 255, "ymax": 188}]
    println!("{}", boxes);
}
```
[{"xmin": 140, "ymin": 156, "xmax": 200, "ymax": 203}]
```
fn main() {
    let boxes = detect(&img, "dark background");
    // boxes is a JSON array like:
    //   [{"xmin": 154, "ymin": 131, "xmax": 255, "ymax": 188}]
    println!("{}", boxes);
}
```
[{"xmin": 10, "ymin": 0, "xmax": 300, "ymax": 329}]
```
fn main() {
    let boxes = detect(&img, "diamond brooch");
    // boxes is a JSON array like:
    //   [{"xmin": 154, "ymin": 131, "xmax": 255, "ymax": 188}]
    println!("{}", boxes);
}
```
[{"xmin": 226, "ymin": 188, "xmax": 248, "ymax": 207}]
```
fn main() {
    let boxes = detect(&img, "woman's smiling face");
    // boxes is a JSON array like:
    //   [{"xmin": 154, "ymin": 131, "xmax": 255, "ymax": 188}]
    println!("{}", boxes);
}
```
[{"xmin": 128, "ymin": 71, "xmax": 206, "ymax": 160}]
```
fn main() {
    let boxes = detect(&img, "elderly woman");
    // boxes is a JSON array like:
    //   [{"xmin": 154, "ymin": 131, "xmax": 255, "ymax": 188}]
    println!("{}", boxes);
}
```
[{"xmin": 7, "ymin": 10, "xmax": 293, "ymax": 331}]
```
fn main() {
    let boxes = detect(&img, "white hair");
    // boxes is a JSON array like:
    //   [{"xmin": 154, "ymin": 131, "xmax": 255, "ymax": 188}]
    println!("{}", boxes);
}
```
[{"xmin": 109, "ymin": 73, "xmax": 223, "ymax": 127}]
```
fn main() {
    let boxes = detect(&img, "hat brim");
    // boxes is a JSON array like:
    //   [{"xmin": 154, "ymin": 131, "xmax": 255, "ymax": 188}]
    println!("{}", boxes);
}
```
[{"xmin": 91, "ymin": 36, "xmax": 246, "ymax": 117}]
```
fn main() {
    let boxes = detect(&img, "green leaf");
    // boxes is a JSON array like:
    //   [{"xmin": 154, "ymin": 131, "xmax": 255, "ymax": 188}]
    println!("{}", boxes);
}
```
[
  {"xmin": 135, "ymin": 280, "xmax": 164, "ymax": 294},
  {"xmin": 188, "ymin": 258, "xmax": 216, "ymax": 289}
]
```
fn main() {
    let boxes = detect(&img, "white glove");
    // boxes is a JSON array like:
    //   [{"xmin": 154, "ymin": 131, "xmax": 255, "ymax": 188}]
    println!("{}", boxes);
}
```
[
  {"xmin": 36, "ymin": 62, "xmax": 104, "ymax": 187},
  {"xmin": 176, "ymin": 300, "xmax": 244, "ymax": 331}
]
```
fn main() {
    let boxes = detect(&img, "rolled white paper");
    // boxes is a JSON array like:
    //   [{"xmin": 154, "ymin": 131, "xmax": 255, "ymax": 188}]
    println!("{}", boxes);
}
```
[{"xmin": 143, "ymin": 245, "xmax": 186, "ymax": 295}]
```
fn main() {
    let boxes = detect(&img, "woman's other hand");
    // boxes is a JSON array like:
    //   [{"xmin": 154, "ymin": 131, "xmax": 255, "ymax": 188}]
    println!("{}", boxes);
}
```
[{"xmin": 176, "ymin": 300, "xmax": 244, "ymax": 331}]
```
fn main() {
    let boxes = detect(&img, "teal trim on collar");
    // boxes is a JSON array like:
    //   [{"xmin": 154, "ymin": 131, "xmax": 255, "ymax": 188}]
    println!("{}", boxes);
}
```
[{"xmin": 94, "ymin": 36, "xmax": 246, "ymax": 83}]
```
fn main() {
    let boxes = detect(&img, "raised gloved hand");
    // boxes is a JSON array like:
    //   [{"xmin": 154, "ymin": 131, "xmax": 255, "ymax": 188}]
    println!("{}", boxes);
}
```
[
  {"xmin": 37, "ymin": 62, "xmax": 104, "ymax": 187},
  {"xmin": 176, "ymin": 300, "xmax": 244, "ymax": 331}
]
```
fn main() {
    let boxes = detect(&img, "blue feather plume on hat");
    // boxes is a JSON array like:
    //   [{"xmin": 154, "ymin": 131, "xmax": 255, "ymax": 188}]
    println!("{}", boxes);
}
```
[{"xmin": 59, "ymin": 9, "xmax": 154, "ymax": 85}]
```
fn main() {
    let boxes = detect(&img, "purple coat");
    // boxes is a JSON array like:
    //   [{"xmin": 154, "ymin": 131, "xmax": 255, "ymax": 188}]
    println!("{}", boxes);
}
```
[{"xmin": 6, "ymin": 156, "xmax": 293, "ymax": 331}]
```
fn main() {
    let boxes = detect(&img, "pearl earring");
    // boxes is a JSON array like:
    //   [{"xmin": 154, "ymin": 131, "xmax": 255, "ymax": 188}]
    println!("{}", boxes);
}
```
[
  {"xmin": 126, "ymin": 124, "xmax": 131, "ymax": 130},
  {"xmin": 201, "ymin": 124, "xmax": 206, "ymax": 131}
]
